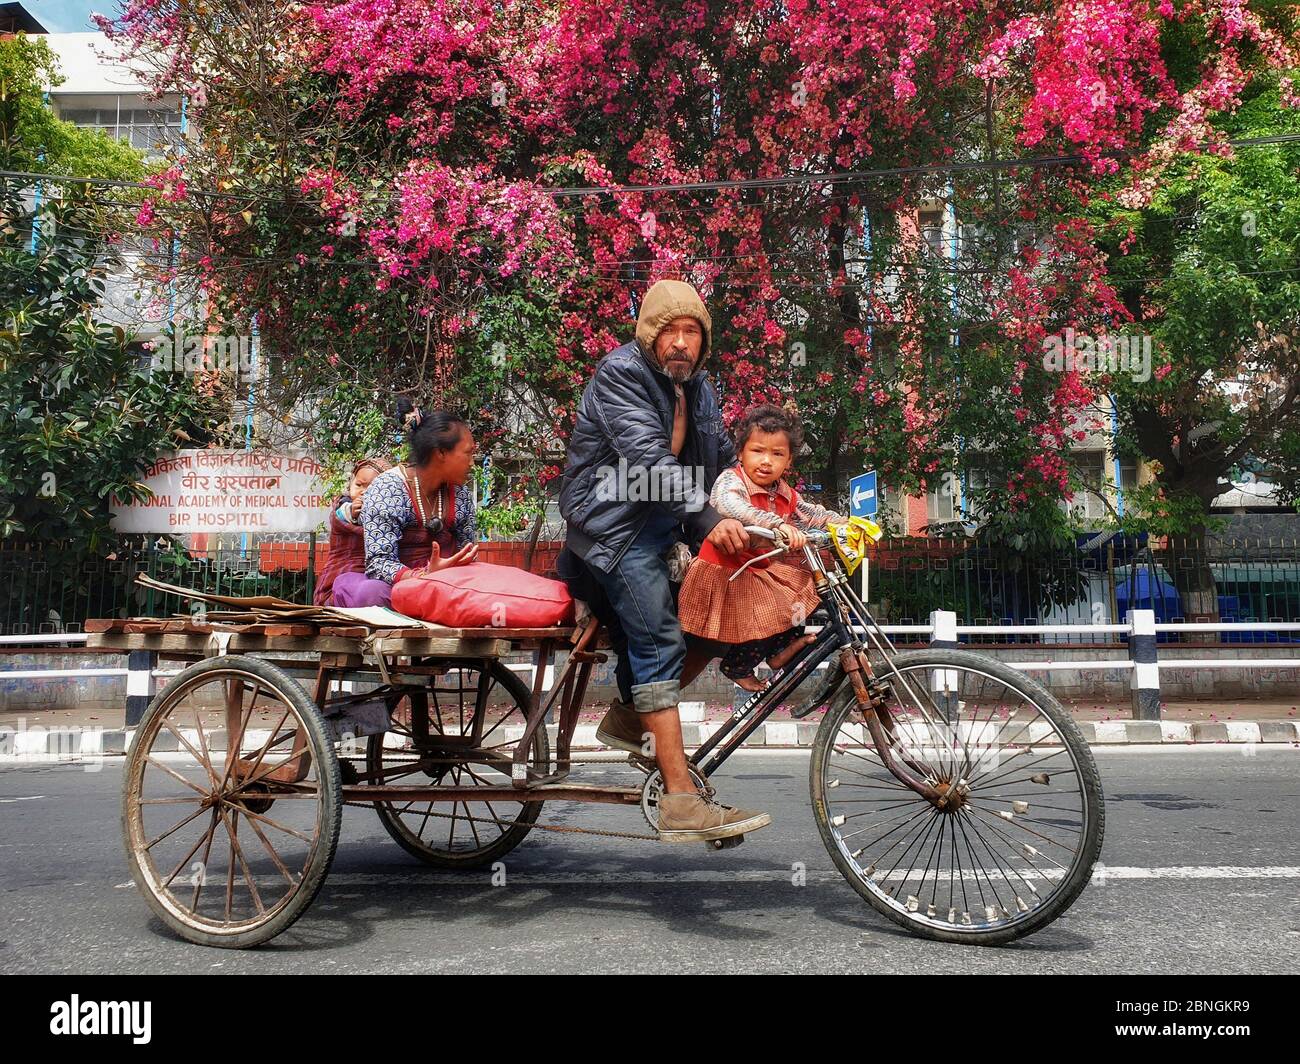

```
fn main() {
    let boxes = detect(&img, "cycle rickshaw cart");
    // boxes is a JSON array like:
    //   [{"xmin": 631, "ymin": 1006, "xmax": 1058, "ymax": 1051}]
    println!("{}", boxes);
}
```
[{"xmin": 95, "ymin": 526, "xmax": 1104, "ymax": 949}]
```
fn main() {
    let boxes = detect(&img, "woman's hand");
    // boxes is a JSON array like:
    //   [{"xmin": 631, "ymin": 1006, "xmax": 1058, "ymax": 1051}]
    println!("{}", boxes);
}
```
[
  {"xmin": 778, "ymin": 523, "xmax": 808, "ymax": 551},
  {"xmin": 427, "ymin": 541, "xmax": 478, "ymax": 571}
]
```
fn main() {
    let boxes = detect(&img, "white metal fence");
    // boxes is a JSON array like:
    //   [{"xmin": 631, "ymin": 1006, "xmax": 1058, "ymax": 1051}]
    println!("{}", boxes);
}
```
[{"xmin": 4, "ymin": 611, "xmax": 1300, "ymax": 722}]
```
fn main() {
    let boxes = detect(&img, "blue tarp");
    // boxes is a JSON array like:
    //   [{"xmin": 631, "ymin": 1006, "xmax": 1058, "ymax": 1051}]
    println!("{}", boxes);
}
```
[{"xmin": 1116, "ymin": 567, "xmax": 1299, "ymax": 642}]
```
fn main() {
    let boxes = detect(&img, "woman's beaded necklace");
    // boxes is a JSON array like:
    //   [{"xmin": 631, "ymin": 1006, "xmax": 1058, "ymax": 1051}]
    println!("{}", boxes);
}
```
[{"xmin": 404, "ymin": 465, "xmax": 445, "ymax": 533}]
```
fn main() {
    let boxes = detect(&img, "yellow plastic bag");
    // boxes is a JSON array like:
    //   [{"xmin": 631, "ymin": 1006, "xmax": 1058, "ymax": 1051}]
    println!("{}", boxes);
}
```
[{"xmin": 827, "ymin": 516, "xmax": 883, "ymax": 575}]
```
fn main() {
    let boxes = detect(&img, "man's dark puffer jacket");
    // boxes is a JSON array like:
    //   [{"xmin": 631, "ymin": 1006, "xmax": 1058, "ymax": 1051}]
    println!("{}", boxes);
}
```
[{"xmin": 560, "ymin": 340, "xmax": 736, "ymax": 573}]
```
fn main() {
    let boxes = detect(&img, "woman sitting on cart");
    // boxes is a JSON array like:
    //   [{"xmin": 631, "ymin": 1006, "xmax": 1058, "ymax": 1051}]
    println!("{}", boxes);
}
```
[{"xmin": 331, "ymin": 400, "xmax": 479, "ymax": 608}]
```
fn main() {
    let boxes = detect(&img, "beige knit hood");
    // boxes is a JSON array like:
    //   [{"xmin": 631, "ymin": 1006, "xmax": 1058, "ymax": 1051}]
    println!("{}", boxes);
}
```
[{"xmin": 635, "ymin": 279, "xmax": 713, "ymax": 364}]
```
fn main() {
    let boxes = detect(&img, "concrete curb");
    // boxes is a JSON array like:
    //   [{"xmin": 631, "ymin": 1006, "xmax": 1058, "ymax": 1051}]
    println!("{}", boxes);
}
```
[{"xmin": 2, "ymin": 719, "xmax": 1297, "ymax": 761}]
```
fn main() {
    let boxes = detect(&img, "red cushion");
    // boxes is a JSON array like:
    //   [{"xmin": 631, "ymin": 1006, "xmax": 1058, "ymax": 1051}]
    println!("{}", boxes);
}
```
[{"xmin": 391, "ymin": 561, "xmax": 575, "ymax": 628}]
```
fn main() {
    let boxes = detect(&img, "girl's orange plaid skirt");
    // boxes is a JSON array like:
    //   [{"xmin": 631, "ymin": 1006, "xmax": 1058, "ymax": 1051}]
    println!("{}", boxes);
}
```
[{"xmin": 677, "ymin": 556, "xmax": 821, "ymax": 644}]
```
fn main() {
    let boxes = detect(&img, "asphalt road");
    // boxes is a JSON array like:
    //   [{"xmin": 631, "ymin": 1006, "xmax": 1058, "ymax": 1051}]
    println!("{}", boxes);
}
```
[{"xmin": 1, "ymin": 748, "xmax": 1296, "ymax": 974}]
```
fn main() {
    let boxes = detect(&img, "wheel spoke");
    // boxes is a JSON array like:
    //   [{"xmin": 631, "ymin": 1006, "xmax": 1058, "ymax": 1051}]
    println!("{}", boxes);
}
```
[
  {"xmin": 217, "ymin": 807, "xmax": 265, "ymax": 916},
  {"xmin": 144, "ymin": 804, "xmax": 210, "ymax": 852},
  {"xmin": 187, "ymin": 703, "xmax": 221, "ymax": 788},
  {"xmin": 191, "ymin": 808, "xmax": 220, "ymax": 911},
  {"xmin": 217, "ymin": 681, "xmax": 257, "ymax": 795},
  {"xmin": 242, "ymin": 809, "xmax": 298, "ymax": 887},
  {"xmin": 159, "ymin": 719, "xmax": 220, "ymax": 789},
  {"xmin": 837, "ymin": 797, "xmax": 932, "ymax": 844},
  {"xmin": 145, "ymin": 755, "xmax": 210, "ymax": 798},
  {"xmin": 234, "ymin": 805, "xmax": 315, "ymax": 843},
  {"xmin": 239, "ymin": 706, "xmax": 293, "ymax": 784},
  {"xmin": 366, "ymin": 663, "xmax": 541, "ymax": 863},
  {"xmin": 162, "ymin": 815, "xmax": 219, "ymax": 890}
]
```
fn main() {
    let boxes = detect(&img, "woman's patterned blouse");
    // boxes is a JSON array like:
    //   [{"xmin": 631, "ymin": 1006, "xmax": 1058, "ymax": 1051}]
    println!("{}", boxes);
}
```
[{"xmin": 360, "ymin": 466, "xmax": 477, "ymax": 583}]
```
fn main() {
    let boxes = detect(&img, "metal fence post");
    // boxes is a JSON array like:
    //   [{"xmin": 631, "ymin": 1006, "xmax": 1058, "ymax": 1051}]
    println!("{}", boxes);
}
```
[
  {"xmin": 1128, "ymin": 608, "xmax": 1161, "ymax": 720},
  {"xmin": 125, "ymin": 649, "xmax": 157, "ymax": 727},
  {"xmin": 929, "ymin": 609, "xmax": 959, "ymax": 722}
]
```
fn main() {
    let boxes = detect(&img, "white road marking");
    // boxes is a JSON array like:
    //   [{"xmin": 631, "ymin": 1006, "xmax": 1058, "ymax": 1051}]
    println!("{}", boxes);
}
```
[
  {"xmin": 113, "ymin": 866, "xmax": 1300, "ymax": 890},
  {"xmin": 0, "ymin": 795, "xmax": 46, "ymax": 803}
]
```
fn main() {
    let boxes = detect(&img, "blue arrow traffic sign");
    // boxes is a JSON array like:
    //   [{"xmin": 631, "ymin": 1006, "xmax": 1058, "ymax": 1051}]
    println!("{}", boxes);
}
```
[{"xmin": 849, "ymin": 471, "xmax": 878, "ymax": 517}]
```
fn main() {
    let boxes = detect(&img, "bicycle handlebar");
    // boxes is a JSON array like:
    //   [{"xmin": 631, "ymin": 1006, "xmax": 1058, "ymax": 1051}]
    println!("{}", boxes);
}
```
[
  {"xmin": 729, "ymin": 525, "xmax": 832, "ymax": 582},
  {"xmin": 742, "ymin": 525, "xmax": 832, "ymax": 548}
]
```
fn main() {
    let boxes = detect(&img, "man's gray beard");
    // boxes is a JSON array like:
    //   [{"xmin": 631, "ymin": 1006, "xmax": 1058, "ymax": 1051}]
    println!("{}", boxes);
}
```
[{"xmin": 663, "ymin": 357, "xmax": 694, "ymax": 383}]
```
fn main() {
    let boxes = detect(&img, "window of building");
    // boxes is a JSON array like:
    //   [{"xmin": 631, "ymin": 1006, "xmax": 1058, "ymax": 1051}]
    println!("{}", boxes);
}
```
[
  {"xmin": 1118, "ymin": 458, "xmax": 1139, "ymax": 492},
  {"xmin": 919, "ymin": 205, "xmax": 946, "ymax": 258},
  {"xmin": 926, "ymin": 475, "xmax": 961, "ymax": 524},
  {"xmin": 963, "ymin": 465, "xmax": 990, "ymax": 520},
  {"xmin": 1065, "ymin": 451, "xmax": 1109, "ymax": 521},
  {"xmin": 60, "ymin": 105, "xmax": 185, "ymax": 155}
]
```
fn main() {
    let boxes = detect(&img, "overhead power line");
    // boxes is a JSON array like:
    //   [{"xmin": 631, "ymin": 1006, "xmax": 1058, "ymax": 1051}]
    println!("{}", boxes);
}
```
[{"xmin": 3, "ymin": 133, "xmax": 1298, "ymax": 205}]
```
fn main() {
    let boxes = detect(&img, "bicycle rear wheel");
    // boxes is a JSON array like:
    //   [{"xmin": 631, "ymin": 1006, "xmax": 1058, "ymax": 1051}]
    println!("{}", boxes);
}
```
[{"xmin": 810, "ymin": 649, "xmax": 1103, "ymax": 945}]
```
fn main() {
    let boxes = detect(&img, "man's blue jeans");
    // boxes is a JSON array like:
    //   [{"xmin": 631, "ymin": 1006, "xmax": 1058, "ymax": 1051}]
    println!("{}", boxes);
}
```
[{"xmin": 561, "ymin": 520, "xmax": 686, "ymax": 713}]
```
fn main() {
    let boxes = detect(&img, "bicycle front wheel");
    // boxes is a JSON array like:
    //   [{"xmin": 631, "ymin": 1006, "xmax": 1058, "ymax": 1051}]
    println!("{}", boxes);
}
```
[{"xmin": 810, "ymin": 649, "xmax": 1103, "ymax": 945}]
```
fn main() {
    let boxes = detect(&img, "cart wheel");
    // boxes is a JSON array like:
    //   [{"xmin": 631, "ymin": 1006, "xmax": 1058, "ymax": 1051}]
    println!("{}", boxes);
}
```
[
  {"xmin": 367, "ymin": 660, "xmax": 548, "ymax": 869},
  {"xmin": 122, "ymin": 655, "xmax": 341, "ymax": 949},
  {"xmin": 810, "ymin": 649, "xmax": 1104, "ymax": 945}
]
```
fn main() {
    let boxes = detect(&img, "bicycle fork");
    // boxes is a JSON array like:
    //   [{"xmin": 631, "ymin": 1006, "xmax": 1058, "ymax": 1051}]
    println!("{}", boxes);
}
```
[{"xmin": 840, "ymin": 648, "xmax": 970, "ymax": 813}]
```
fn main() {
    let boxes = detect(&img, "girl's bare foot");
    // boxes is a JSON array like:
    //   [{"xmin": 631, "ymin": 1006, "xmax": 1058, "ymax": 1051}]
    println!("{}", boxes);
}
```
[
  {"xmin": 734, "ymin": 674, "xmax": 768, "ymax": 692},
  {"xmin": 766, "ymin": 633, "xmax": 817, "ymax": 671}
]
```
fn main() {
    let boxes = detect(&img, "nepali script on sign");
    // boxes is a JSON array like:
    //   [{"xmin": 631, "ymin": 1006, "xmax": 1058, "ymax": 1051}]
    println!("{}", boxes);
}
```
[{"xmin": 109, "ymin": 450, "xmax": 330, "ymax": 533}]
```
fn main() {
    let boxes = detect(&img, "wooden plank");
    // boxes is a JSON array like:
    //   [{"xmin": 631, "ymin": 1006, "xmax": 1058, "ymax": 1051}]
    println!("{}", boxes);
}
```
[
  {"xmin": 86, "ymin": 632, "xmax": 372, "ymax": 655},
  {"xmin": 159, "ymin": 620, "xmax": 220, "ymax": 635},
  {"xmin": 100, "ymin": 631, "xmax": 505, "ymax": 659},
  {"xmin": 260, "ymin": 624, "xmax": 317, "ymax": 638},
  {"xmin": 84, "ymin": 619, "xmax": 125, "ymax": 633},
  {"xmin": 369, "ymin": 635, "xmax": 511, "ymax": 659},
  {"xmin": 85, "ymin": 622, "xmax": 582, "ymax": 659}
]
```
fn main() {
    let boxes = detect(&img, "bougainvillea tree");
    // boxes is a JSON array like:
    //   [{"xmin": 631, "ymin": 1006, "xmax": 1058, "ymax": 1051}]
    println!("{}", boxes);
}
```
[{"xmin": 98, "ymin": 0, "xmax": 1298, "ymax": 535}]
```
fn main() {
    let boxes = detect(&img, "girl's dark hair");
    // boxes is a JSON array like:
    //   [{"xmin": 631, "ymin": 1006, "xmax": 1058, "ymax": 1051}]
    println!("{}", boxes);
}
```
[
  {"xmin": 732, "ymin": 403, "xmax": 803, "ymax": 455},
  {"xmin": 395, "ymin": 398, "xmax": 469, "ymax": 468}
]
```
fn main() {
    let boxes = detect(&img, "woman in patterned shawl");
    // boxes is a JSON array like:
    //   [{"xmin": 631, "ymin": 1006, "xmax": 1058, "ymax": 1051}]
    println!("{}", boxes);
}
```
[{"xmin": 330, "ymin": 401, "xmax": 479, "ymax": 608}]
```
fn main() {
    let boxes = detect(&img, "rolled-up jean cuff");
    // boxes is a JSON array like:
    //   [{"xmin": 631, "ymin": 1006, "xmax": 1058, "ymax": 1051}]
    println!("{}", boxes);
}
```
[{"xmin": 631, "ymin": 680, "xmax": 681, "ymax": 713}]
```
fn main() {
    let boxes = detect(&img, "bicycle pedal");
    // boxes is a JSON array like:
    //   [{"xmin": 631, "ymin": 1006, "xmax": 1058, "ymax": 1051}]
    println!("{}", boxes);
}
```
[{"xmin": 708, "ymin": 834, "xmax": 745, "ymax": 851}]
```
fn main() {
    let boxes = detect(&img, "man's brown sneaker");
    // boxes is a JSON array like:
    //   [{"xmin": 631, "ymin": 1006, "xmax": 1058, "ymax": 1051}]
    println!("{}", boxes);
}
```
[
  {"xmin": 657, "ymin": 792, "xmax": 772, "ymax": 842},
  {"xmin": 595, "ymin": 698, "xmax": 648, "ymax": 755}
]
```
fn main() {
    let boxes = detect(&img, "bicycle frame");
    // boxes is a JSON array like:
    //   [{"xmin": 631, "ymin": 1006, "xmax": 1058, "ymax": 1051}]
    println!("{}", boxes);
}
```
[
  {"xmin": 691, "ymin": 620, "xmax": 846, "ymax": 777},
  {"xmin": 691, "ymin": 532, "xmax": 963, "ymax": 809}
]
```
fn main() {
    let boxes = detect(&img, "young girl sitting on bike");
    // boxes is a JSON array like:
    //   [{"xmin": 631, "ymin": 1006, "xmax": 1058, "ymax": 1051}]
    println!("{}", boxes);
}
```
[{"xmin": 678, "ymin": 404, "xmax": 845, "ymax": 692}]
